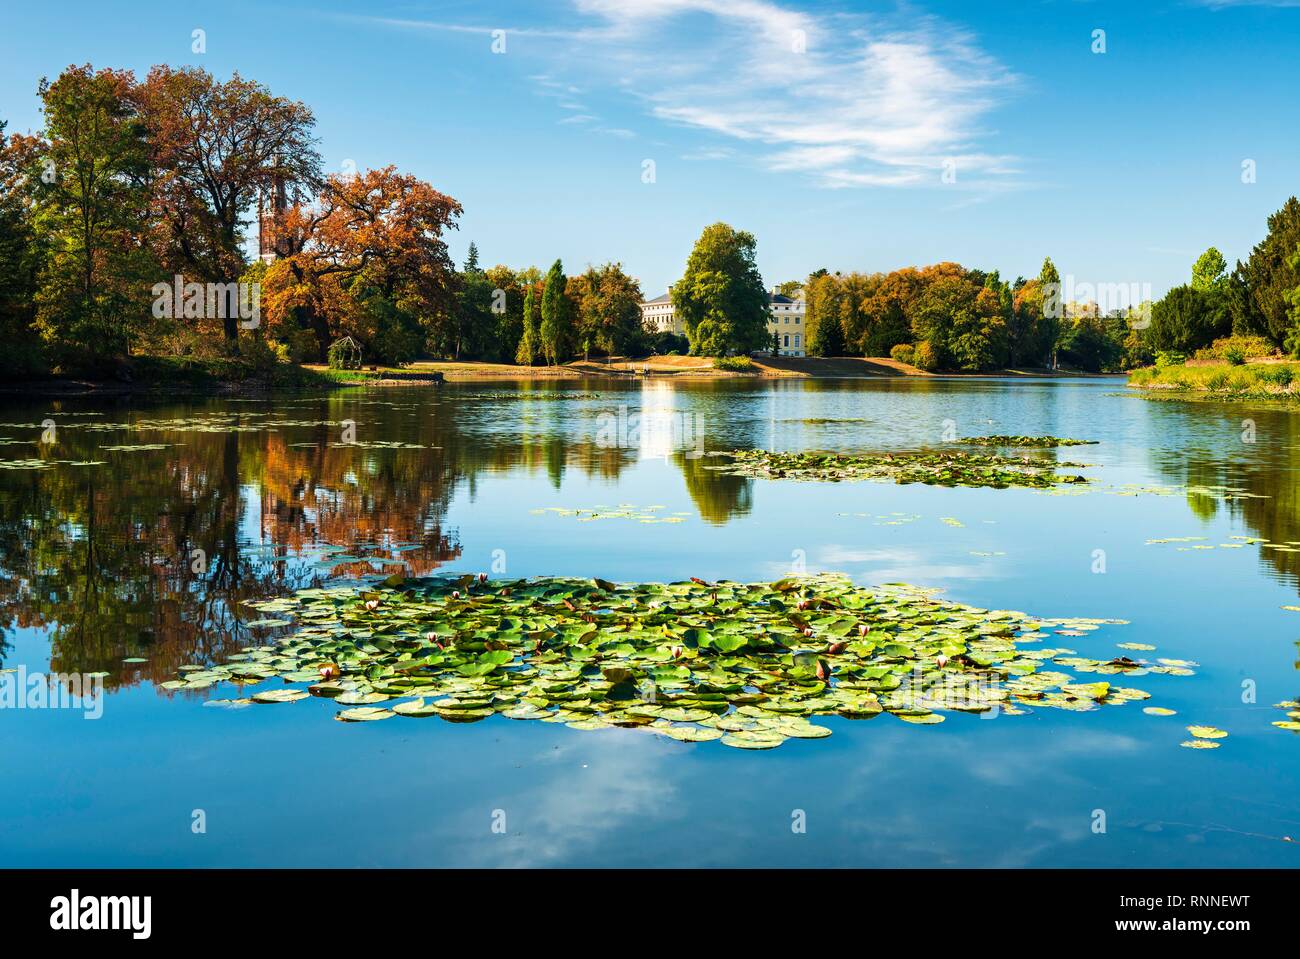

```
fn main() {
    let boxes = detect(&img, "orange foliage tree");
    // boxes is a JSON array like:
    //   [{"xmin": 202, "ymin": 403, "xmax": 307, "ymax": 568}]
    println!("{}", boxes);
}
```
[{"xmin": 261, "ymin": 166, "xmax": 462, "ymax": 362}]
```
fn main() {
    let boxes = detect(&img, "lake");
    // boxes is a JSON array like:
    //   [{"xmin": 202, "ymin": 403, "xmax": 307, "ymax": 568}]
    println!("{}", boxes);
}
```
[{"xmin": 1, "ymin": 376, "xmax": 1298, "ymax": 867}]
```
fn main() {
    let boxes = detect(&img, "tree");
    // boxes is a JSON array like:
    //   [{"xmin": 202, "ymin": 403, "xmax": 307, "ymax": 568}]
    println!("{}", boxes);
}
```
[
  {"xmin": 1038, "ymin": 257, "xmax": 1062, "ymax": 368},
  {"xmin": 1192, "ymin": 247, "xmax": 1227, "ymax": 292},
  {"xmin": 672, "ymin": 222, "xmax": 769, "ymax": 356},
  {"xmin": 516, "ymin": 282, "xmax": 539, "ymax": 365},
  {"xmin": 572, "ymin": 262, "xmax": 643, "ymax": 358},
  {"xmin": 539, "ymin": 259, "xmax": 571, "ymax": 364},
  {"xmin": 0, "ymin": 121, "xmax": 46, "ymax": 374},
  {"xmin": 261, "ymin": 166, "xmax": 461, "ymax": 360},
  {"xmin": 775, "ymin": 280, "xmax": 803, "ymax": 299},
  {"xmin": 858, "ymin": 269, "xmax": 919, "ymax": 357},
  {"xmin": 137, "ymin": 66, "xmax": 322, "ymax": 348},
  {"xmin": 1285, "ymin": 243, "xmax": 1300, "ymax": 356},
  {"xmin": 485, "ymin": 264, "xmax": 525, "ymax": 362},
  {"xmin": 805, "ymin": 272, "xmax": 845, "ymax": 356},
  {"xmin": 33, "ymin": 65, "xmax": 155, "ymax": 369},
  {"xmin": 1149, "ymin": 284, "xmax": 1229, "ymax": 354},
  {"xmin": 451, "ymin": 245, "xmax": 496, "ymax": 360},
  {"xmin": 1241, "ymin": 197, "xmax": 1300, "ymax": 347}
]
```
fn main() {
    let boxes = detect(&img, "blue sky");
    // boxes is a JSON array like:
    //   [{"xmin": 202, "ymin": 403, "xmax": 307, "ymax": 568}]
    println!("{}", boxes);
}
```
[{"xmin": 2, "ymin": 0, "xmax": 1299, "ymax": 302}]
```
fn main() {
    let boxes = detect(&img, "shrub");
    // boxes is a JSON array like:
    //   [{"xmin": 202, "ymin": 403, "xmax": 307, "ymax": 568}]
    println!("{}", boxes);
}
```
[
  {"xmin": 890, "ymin": 343, "xmax": 916, "ymax": 365},
  {"xmin": 1193, "ymin": 335, "xmax": 1276, "ymax": 362},
  {"xmin": 1205, "ymin": 370, "xmax": 1230, "ymax": 391},
  {"xmin": 1256, "ymin": 365, "xmax": 1295, "ymax": 389},
  {"xmin": 1224, "ymin": 347, "xmax": 1246, "ymax": 366},
  {"xmin": 648, "ymin": 331, "xmax": 689, "ymax": 356},
  {"xmin": 1154, "ymin": 350, "xmax": 1186, "ymax": 370},
  {"xmin": 714, "ymin": 355, "xmax": 756, "ymax": 372},
  {"xmin": 912, "ymin": 340, "xmax": 940, "ymax": 371}
]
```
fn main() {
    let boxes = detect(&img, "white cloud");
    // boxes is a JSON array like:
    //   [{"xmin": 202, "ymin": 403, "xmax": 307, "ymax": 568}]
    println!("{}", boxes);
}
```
[
  {"xmin": 362, "ymin": 1, "xmax": 1020, "ymax": 189},
  {"xmin": 571, "ymin": 1, "xmax": 1019, "ymax": 189}
]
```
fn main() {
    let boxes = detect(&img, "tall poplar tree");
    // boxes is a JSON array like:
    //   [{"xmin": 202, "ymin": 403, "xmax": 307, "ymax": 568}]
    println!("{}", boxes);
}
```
[
  {"xmin": 516, "ymin": 282, "xmax": 539, "ymax": 365},
  {"xmin": 539, "ymin": 258, "xmax": 570, "ymax": 364}
]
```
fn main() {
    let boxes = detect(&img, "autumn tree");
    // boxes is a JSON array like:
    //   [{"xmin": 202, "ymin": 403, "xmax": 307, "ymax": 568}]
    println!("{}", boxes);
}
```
[
  {"xmin": 261, "ymin": 166, "xmax": 462, "ymax": 361},
  {"xmin": 672, "ymin": 222, "xmax": 769, "ymax": 356},
  {"xmin": 137, "ymin": 66, "xmax": 321, "ymax": 349}
]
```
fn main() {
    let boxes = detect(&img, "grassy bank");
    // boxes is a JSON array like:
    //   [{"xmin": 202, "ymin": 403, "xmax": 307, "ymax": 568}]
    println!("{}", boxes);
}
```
[
  {"xmin": 3, "ymin": 355, "xmax": 343, "ymax": 396},
  {"xmin": 1128, "ymin": 360, "xmax": 1299, "ymax": 399}
]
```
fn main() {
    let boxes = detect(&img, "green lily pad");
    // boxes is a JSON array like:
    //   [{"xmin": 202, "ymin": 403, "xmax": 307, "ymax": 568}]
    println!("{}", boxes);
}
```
[
  {"xmin": 251, "ymin": 688, "xmax": 309, "ymax": 704},
  {"xmin": 166, "ymin": 573, "xmax": 1183, "ymax": 752}
]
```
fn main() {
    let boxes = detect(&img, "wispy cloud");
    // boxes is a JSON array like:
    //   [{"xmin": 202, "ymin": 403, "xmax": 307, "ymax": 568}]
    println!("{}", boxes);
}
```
[
  {"xmin": 359, "ymin": 1, "xmax": 1021, "ymax": 189},
  {"xmin": 570, "ymin": 0, "xmax": 1020, "ymax": 189}
]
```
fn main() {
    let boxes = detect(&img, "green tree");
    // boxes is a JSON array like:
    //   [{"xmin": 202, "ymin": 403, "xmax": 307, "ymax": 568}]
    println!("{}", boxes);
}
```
[
  {"xmin": 485, "ymin": 264, "xmax": 524, "ymax": 362},
  {"xmin": 1038, "ymin": 257, "xmax": 1062, "ymax": 368},
  {"xmin": 1191, "ymin": 247, "xmax": 1227, "ymax": 292},
  {"xmin": 671, "ymin": 222, "xmax": 769, "ymax": 356},
  {"xmin": 1285, "ymin": 243, "xmax": 1300, "ymax": 356},
  {"xmin": 578, "ymin": 262, "xmax": 644, "ymax": 357},
  {"xmin": 33, "ymin": 65, "xmax": 155, "ymax": 370},
  {"xmin": 805, "ymin": 273, "xmax": 845, "ymax": 356},
  {"xmin": 0, "ymin": 121, "xmax": 46, "ymax": 374},
  {"xmin": 1241, "ymin": 197, "xmax": 1300, "ymax": 347},
  {"xmin": 516, "ymin": 282, "xmax": 539, "ymax": 365},
  {"xmin": 452, "ymin": 248, "xmax": 496, "ymax": 360},
  {"xmin": 539, "ymin": 259, "xmax": 571, "ymax": 364},
  {"xmin": 1149, "ymin": 285, "xmax": 1229, "ymax": 354}
]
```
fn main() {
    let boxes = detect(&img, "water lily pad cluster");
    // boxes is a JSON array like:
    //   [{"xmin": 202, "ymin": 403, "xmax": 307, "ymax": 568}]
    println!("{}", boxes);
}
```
[
  {"xmin": 957, "ymin": 435, "xmax": 1097, "ymax": 448},
  {"xmin": 707, "ymin": 449, "xmax": 1089, "ymax": 489},
  {"xmin": 168, "ymin": 573, "xmax": 1185, "ymax": 748},
  {"xmin": 1272, "ymin": 700, "xmax": 1300, "ymax": 732},
  {"xmin": 530, "ymin": 504, "xmax": 688, "ymax": 524}
]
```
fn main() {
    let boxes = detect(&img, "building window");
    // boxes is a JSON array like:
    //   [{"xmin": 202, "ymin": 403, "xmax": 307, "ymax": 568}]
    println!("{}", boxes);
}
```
[
  {"xmin": 783, "ymin": 334, "xmax": 790, "ymax": 347},
  {"xmin": 794, "ymin": 334, "xmax": 801, "ymax": 347}
]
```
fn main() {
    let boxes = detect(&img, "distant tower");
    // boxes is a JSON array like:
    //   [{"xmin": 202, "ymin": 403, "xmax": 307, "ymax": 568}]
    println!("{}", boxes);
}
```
[{"xmin": 258, "ymin": 173, "xmax": 288, "ymax": 264}]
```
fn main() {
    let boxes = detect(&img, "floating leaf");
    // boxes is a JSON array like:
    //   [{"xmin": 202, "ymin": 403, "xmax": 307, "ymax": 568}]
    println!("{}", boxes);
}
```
[
  {"xmin": 168, "ymin": 573, "xmax": 1183, "ymax": 752},
  {"xmin": 251, "ymin": 688, "xmax": 309, "ymax": 704},
  {"xmin": 336, "ymin": 706, "xmax": 395, "ymax": 722}
]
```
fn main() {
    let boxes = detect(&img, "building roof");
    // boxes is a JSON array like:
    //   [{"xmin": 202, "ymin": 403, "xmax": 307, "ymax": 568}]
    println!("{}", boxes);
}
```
[{"xmin": 642, "ymin": 291, "xmax": 803, "ymax": 306}]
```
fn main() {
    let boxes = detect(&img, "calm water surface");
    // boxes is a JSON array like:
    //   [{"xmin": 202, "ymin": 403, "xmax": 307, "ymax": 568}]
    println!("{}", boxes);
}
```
[{"xmin": 2, "ymin": 376, "xmax": 1299, "ymax": 867}]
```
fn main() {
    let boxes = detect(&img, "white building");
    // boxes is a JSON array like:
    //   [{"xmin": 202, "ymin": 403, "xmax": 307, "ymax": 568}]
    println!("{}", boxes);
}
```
[{"xmin": 639, "ymin": 288, "xmax": 807, "ymax": 356}]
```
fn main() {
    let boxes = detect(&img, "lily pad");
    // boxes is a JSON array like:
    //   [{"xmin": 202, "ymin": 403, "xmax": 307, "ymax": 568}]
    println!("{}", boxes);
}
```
[{"xmin": 165, "ymin": 573, "xmax": 1184, "ymax": 751}]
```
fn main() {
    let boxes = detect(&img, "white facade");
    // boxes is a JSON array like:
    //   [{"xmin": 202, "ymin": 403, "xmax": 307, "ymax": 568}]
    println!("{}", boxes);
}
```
[{"xmin": 639, "ymin": 289, "xmax": 807, "ymax": 356}]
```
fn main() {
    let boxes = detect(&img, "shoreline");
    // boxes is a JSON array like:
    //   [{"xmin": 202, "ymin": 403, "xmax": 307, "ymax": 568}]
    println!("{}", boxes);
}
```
[{"xmin": 1, "ymin": 355, "xmax": 1123, "ymax": 397}]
